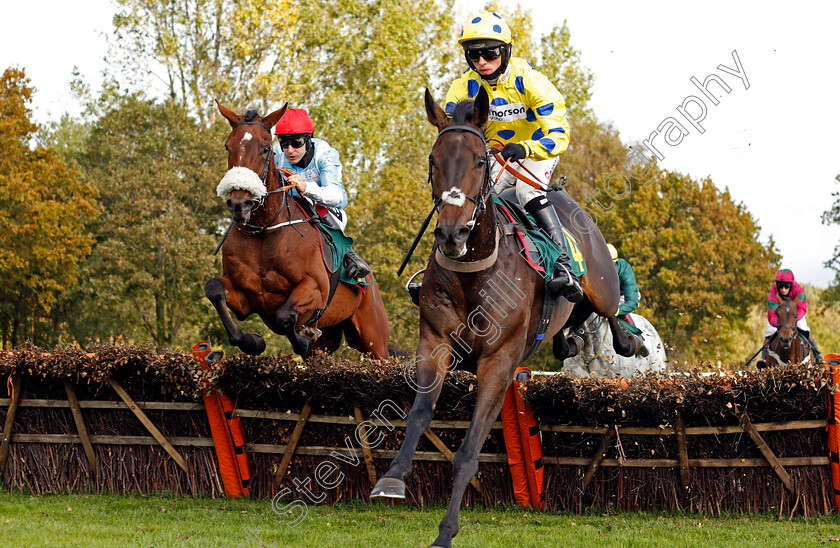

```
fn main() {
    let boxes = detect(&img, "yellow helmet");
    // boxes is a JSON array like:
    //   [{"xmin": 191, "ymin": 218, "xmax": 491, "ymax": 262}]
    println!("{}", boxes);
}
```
[
  {"xmin": 458, "ymin": 11, "xmax": 513, "ymax": 47},
  {"xmin": 606, "ymin": 244, "xmax": 618, "ymax": 262}
]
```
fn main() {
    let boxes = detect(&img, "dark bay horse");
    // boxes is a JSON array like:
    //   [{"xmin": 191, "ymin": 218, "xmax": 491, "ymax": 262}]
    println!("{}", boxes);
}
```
[
  {"xmin": 370, "ymin": 88, "xmax": 642, "ymax": 547},
  {"xmin": 204, "ymin": 102, "xmax": 391, "ymax": 358},
  {"xmin": 765, "ymin": 297, "xmax": 814, "ymax": 367}
]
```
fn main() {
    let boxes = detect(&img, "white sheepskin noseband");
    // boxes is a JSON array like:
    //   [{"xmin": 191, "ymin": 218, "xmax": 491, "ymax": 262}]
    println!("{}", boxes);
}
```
[{"xmin": 216, "ymin": 167, "xmax": 266, "ymax": 200}]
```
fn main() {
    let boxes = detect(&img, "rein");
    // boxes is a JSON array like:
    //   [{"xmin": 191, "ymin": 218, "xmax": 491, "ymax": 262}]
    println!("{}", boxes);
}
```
[
  {"xmin": 397, "ymin": 124, "xmax": 492, "ymax": 275},
  {"xmin": 772, "ymin": 300, "xmax": 813, "ymax": 364},
  {"xmin": 485, "ymin": 137, "xmax": 547, "ymax": 192}
]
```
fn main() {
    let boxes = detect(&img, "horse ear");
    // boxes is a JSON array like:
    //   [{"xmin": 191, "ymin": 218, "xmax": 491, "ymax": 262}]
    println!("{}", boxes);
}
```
[
  {"xmin": 263, "ymin": 102, "xmax": 288, "ymax": 133},
  {"xmin": 425, "ymin": 88, "xmax": 448, "ymax": 131},
  {"xmin": 216, "ymin": 99, "xmax": 241, "ymax": 127},
  {"xmin": 473, "ymin": 87, "xmax": 489, "ymax": 128}
]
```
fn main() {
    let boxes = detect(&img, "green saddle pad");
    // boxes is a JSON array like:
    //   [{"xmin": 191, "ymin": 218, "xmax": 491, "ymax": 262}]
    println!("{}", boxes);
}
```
[
  {"xmin": 491, "ymin": 196, "xmax": 587, "ymax": 280},
  {"xmin": 318, "ymin": 224, "xmax": 372, "ymax": 287},
  {"xmin": 618, "ymin": 316, "xmax": 643, "ymax": 337},
  {"xmin": 524, "ymin": 225, "xmax": 587, "ymax": 278}
]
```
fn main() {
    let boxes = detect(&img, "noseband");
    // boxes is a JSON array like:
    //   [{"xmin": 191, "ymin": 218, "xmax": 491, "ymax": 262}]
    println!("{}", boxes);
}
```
[{"xmin": 428, "ymin": 125, "xmax": 491, "ymax": 230}]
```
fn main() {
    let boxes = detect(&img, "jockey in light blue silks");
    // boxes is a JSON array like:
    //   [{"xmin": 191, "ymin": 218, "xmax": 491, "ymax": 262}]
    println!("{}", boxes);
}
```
[{"xmin": 273, "ymin": 108, "xmax": 370, "ymax": 279}]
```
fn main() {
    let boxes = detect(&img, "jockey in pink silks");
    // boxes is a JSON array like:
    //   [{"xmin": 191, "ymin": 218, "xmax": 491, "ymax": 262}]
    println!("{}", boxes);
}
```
[{"xmin": 757, "ymin": 268, "xmax": 822, "ymax": 367}]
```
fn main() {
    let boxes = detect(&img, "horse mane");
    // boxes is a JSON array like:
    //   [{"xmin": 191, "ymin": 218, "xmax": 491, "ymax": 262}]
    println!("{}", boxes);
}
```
[
  {"xmin": 243, "ymin": 110, "xmax": 260, "ymax": 122},
  {"xmin": 451, "ymin": 100, "xmax": 475, "ymax": 126}
]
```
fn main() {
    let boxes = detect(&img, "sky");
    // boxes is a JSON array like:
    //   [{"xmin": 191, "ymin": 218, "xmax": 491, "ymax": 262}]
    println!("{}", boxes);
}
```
[{"xmin": 2, "ymin": 1, "xmax": 839, "ymax": 287}]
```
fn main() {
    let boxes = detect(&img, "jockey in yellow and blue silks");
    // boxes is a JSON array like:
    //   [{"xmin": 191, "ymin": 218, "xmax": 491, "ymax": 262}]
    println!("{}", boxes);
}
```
[
  {"xmin": 273, "ymin": 108, "xmax": 369, "ymax": 279},
  {"xmin": 445, "ymin": 11, "xmax": 582, "ymax": 301}
]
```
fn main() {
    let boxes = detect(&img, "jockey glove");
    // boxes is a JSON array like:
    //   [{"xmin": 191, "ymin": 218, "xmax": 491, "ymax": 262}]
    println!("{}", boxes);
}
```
[{"xmin": 500, "ymin": 142, "xmax": 527, "ymax": 162}]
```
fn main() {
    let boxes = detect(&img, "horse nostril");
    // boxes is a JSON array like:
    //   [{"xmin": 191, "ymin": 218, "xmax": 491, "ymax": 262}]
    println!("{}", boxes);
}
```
[
  {"xmin": 457, "ymin": 227, "xmax": 470, "ymax": 241},
  {"xmin": 244, "ymin": 199, "xmax": 254, "ymax": 209}
]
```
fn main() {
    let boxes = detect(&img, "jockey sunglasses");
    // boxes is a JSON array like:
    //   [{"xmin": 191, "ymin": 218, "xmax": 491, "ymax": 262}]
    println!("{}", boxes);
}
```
[
  {"xmin": 466, "ymin": 45, "xmax": 503, "ymax": 62},
  {"xmin": 776, "ymin": 281, "xmax": 793, "ymax": 290},
  {"xmin": 278, "ymin": 136, "xmax": 306, "ymax": 149}
]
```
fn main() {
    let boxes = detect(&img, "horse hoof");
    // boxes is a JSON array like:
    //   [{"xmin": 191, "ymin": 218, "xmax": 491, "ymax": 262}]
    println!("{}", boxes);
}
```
[
  {"xmin": 568, "ymin": 334, "xmax": 584, "ymax": 357},
  {"xmin": 370, "ymin": 477, "xmax": 406, "ymax": 499},
  {"xmin": 241, "ymin": 333, "xmax": 266, "ymax": 355},
  {"xmin": 638, "ymin": 344, "xmax": 650, "ymax": 357}
]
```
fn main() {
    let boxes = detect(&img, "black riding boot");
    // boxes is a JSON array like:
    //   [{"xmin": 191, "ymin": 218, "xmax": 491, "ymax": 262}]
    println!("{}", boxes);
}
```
[
  {"xmin": 801, "ymin": 330, "xmax": 823, "ymax": 364},
  {"xmin": 756, "ymin": 336, "xmax": 771, "ymax": 369},
  {"xmin": 524, "ymin": 196, "xmax": 583, "ymax": 302},
  {"xmin": 320, "ymin": 209, "xmax": 371, "ymax": 280},
  {"xmin": 343, "ymin": 248, "xmax": 371, "ymax": 280}
]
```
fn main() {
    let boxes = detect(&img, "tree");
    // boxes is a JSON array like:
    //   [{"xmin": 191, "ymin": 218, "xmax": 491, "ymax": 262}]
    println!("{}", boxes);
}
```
[
  {"xmin": 0, "ymin": 68, "xmax": 97, "ymax": 347},
  {"xmin": 65, "ymin": 95, "xmax": 228, "ymax": 348},
  {"xmin": 111, "ymin": 0, "xmax": 300, "ymax": 124},
  {"xmin": 821, "ymin": 174, "xmax": 840, "ymax": 303},
  {"xmin": 599, "ymin": 170, "xmax": 780, "ymax": 361}
]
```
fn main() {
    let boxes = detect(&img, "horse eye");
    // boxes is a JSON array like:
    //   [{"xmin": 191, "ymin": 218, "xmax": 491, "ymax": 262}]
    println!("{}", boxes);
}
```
[
  {"xmin": 476, "ymin": 156, "xmax": 486, "ymax": 168},
  {"xmin": 263, "ymin": 146, "xmax": 271, "ymax": 154}
]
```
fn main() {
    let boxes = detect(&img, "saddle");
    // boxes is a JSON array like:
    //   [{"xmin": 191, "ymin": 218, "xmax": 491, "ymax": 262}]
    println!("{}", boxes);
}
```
[
  {"xmin": 292, "ymin": 195, "xmax": 370, "ymax": 288},
  {"xmin": 493, "ymin": 194, "xmax": 587, "ymax": 279}
]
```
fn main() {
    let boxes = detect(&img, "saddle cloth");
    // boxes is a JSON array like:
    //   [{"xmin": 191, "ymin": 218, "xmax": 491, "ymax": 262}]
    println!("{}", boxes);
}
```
[
  {"xmin": 492, "ymin": 195, "xmax": 587, "ymax": 280},
  {"xmin": 295, "ymin": 200, "xmax": 371, "ymax": 288}
]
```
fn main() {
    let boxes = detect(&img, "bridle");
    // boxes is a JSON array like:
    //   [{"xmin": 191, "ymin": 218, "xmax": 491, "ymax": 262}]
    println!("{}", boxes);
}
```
[
  {"xmin": 428, "ymin": 124, "xmax": 492, "ymax": 231},
  {"xmin": 228, "ymin": 120, "xmax": 303, "ymax": 235},
  {"xmin": 576, "ymin": 314, "xmax": 610, "ymax": 366},
  {"xmin": 775, "ymin": 300, "xmax": 800, "ymax": 346}
]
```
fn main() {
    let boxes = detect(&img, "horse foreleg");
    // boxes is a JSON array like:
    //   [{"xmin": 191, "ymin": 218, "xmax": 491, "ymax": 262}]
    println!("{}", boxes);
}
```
[
  {"xmin": 275, "ymin": 277, "xmax": 323, "ymax": 356},
  {"xmin": 432, "ymin": 358, "xmax": 512, "ymax": 548},
  {"xmin": 204, "ymin": 277, "xmax": 266, "ymax": 355},
  {"xmin": 371, "ymin": 341, "xmax": 448, "ymax": 500},
  {"xmin": 552, "ymin": 332, "xmax": 584, "ymax": 360}
]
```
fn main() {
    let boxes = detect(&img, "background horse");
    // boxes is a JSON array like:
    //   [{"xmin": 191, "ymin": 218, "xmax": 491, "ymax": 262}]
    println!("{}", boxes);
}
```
[
  {"xmin": 204, "ymin": 103, "xmax": 391, "ymax": 358},
  {"xmin": 563, "ymin": 312, "xmax": 668, "ymax": 378},
  {"xmin": 765, "ymin": 297, "xmax": 814, "ymax": 367},
  {"xmin": 370, "ymin": 88, "xmax": 642, "ymax": 548}
]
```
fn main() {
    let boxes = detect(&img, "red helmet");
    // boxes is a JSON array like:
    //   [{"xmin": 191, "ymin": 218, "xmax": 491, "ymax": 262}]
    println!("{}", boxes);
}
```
[
  {"xmin": 274, "ymin": 109, "xmax": 314, "ymax": 135},
  {"xmin": 774, "ymin": 269, "xmax": 795, "ymax": 283}
]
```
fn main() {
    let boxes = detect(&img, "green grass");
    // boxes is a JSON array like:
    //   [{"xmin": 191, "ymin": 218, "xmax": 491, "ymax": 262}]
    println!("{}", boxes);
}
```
[{"xmin": 1, "ymin": 492, "xmax": 840, "ymax": 547}]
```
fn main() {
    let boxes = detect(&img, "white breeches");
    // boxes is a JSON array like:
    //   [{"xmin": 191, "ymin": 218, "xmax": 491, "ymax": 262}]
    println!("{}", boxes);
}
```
[
  {"xmin": 490, "ymin": 155, "xmax": 559, "ymax": 206},
  {"xmin": 765, "ymin": 317, "xmax": 809, "ymax": 337}
]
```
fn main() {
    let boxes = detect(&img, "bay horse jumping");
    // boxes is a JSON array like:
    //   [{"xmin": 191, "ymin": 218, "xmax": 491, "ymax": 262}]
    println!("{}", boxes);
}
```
[
  {"xmin": 764, "ymin": 297, "xmax": 814, "ymax": 367},
  {"xmin": 205, "ymin": 102, "xmax": 391, "ymax": 358},
  {"xmin": 370, "ymin": 88, "xmax": 642, "ymax": 547}
]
